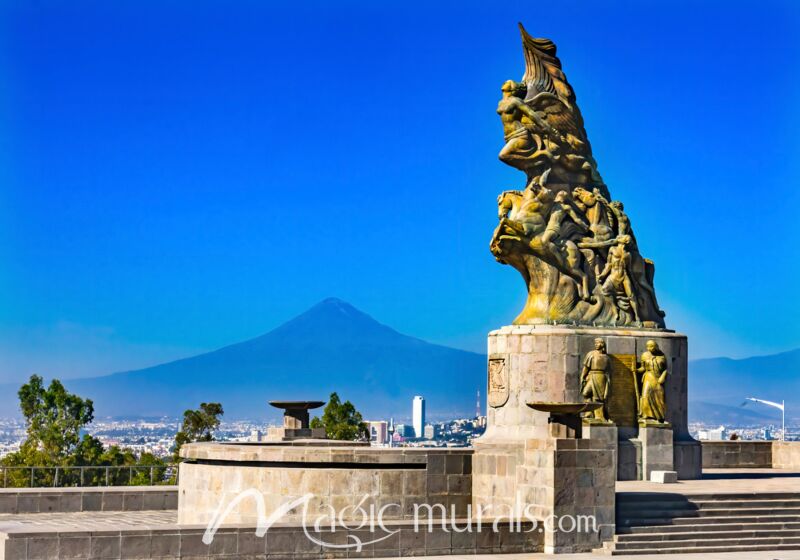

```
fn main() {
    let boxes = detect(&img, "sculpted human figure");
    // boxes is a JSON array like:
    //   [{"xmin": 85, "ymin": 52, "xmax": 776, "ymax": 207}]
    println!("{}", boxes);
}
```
[
  {"xmin": 497, "ymin": 80, "xmax": 560, "ymax": 177},
  {"xmin": 541, "ymin": 190, "xmax": 590, "ymax": 300},
  {"xmin": 581, "ymin": 338, "xmax": 611, "ymax": 422},
  {"xmin": 598, "ymin": 236, "xmax": 641, "ymax": 324},
  {"xmin": 637, "ymin": 340, "xmax": 668, "ymax": 423}
]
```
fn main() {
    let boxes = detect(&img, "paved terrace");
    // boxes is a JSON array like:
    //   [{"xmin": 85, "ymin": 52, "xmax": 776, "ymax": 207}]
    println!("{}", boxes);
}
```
[{"xmin": 618, "ymin": 468, "xmax": 800, "ymax": 494}]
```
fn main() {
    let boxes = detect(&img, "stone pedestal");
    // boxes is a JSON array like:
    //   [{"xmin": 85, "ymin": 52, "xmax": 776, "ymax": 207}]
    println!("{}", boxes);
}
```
[
  {"xmin": 478, "ymin": 325, "xmax": 699, "ymax": 478},
  {"xmin": 639, "ymin": 425, "xmax": 674, "ymax": 480},
  {"xmin": 473, "ymin": 325, "xmax": 701, "ymax": 553}
]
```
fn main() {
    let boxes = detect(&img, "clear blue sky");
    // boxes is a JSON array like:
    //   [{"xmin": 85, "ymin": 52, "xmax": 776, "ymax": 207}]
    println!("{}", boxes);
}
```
[{"xmin": 1, "ymin": 0, "xmax": 799, "ymax": 382}]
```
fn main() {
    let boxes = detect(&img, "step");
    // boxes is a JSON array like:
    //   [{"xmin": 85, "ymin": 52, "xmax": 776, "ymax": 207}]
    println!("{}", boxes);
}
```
[
  {"xmin": 599, "ymin": 543, "xmax": 800, "ymax": 556},
  {"xmin": 617, "ymin": 498, "xmax": 800, "ymax": 511},
  {"xmin": 618, "ymin": 492, "xmax": 800, "ymax": 503},
  {"xmin": 616, "ymin": 528, "xmax": 800, "ymax": 543},
  {"xmin": 612, "ymin": 535, "xmax": 800, "ymax": 551},
  {"xmin": 617, "ymin": 520, "xmax": 800, "ymax": 534},
  {"xmin": 618, "ymin": 506, "xmax": 800, "ymax": 523},
  {"xmin": 619, "ymin": 514, "xmax": 800, "ymax": 527}
]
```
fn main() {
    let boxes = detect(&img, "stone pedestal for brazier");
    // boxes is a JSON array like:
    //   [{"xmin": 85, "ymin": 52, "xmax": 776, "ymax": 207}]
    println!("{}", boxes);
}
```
[{"xmin": 473, "ymin": 325, "xmax": 701, "ymax": 553}]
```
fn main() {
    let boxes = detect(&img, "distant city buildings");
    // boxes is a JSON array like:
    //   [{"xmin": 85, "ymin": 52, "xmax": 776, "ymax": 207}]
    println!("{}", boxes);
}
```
[
  {"xmin": 696, "ymin": 425, "xmax": 727, "ymax": 441},
  {"xmin": 412, "ymin": 396, "xmax": 425, "ymax": 438},
  {"xmin": 367, "ymin": 420, "xmax": 389, "ymax": 446}
]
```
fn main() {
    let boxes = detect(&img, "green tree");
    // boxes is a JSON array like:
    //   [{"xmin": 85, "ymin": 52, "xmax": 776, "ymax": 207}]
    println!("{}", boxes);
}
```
[
  {"xmin": 310, "ymin": 392, "xmax": 368, "ymax": 441},
  {"xmin": 0, "ymin": 375, "xmax": 171, "ymax": 487},
  {"xmin": 173, "ymin": 402, "xmax": 224, "ymax": 461},
  {"xmin": 13, "ymin": 374, "xmax": 94, "ymax": 465}
]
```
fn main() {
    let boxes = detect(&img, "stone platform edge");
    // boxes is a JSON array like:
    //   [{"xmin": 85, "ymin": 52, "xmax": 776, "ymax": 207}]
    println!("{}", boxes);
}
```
[
  {"xmin": 0, "ymin": 519, "xmax": 541, "ymax": 559},
  {"xmin": 0, "ymin": 486, "xmax": 177, "ymax": 515}
]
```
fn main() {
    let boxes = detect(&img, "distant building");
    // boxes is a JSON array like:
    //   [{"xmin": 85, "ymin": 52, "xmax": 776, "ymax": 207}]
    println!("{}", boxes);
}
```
[
  {"xmin": 368, "ymin": 421, "xmax": 388, "ymax": 445},
  {"xmin": 423, "ymin": 424, "xmax": 436, "ymax": 440},
  {"xmin": 697, "ymin": 425, "xmax": 727, "ymax": 441},
  {"xmin": 395, "ymin": 423, "xmax": 414, "ymax": 438},
  {"xmin": 412, "ymin": 396, "xmax": 426, "ymax": 438}
]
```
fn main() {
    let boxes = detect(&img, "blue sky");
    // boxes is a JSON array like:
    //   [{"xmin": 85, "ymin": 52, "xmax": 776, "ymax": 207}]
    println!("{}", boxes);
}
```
[{"xmin": 1, "ymin": 0, "xmax": 799, "ymax": 382}]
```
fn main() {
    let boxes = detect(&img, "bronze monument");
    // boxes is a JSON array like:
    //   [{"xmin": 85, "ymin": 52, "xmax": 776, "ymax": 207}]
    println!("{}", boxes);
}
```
[
  {"xmin": 491, "ymin": 24, "xmax": 666, "ymax": 328},
  {"xmin": 637, "ymin": 339, "xmax": 669, "ymax": 424},
  {"xmin": 580, "ymin": 338, "xmax": 611, "ymax": 422}
]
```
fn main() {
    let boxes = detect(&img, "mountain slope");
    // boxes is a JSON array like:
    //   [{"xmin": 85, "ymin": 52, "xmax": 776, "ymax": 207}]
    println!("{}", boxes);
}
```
[
  {"xmin": 688, "ymin": 348, "xmax": 800, "ymax": 420},
  {"xmin": 53, "ymin": 298, "xmax": 484, "ymax": 419}
]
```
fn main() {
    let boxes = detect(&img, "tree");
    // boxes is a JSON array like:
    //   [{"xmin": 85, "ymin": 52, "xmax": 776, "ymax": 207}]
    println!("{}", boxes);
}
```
[
  {"xmin": 15, "ymin": 375, "xmax": 94, "ymax": 465},
  {"xmin": 310, "ymin": 392, "xmax": 368, "ymax": 441},
  {"xmin": 173, "ymin": 402, "xmax": 224, "ymax": 461}
]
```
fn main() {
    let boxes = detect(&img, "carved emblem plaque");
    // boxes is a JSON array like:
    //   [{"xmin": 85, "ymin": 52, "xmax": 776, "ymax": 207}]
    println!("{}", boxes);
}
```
[
  {"xmin": 487, "ymin": 356, "xmax": 509, "ymax": 408},
  {"xmin": 607, "ymin": 354, "xmax": 638, "ymax": 427}
]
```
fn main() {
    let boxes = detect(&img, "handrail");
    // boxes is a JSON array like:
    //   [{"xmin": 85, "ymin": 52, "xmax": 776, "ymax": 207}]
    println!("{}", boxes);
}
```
[{"xmin": 0, "ymin": 464, "xmax": 180, "ymax": 488}]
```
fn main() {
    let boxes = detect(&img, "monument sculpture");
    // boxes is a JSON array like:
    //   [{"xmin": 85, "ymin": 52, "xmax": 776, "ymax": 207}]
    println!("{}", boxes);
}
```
[
  {"xmin": 637, "ymin": 340, "xmax": 669, "ymax": 424},
  {"xmin": 491, "ymin": 24, "xmax": 665, "ymax": 328},
  {"xmin": 580, "ymin": 338, "xmax": 611, "ymax": 422},
  {"xmin": 474, "ymin": 24, "xmax": 701, "ymax": 554}
]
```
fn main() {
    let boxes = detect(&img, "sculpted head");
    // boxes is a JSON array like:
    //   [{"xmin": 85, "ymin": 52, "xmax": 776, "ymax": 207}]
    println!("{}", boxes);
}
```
[
  {"xmin": 501, "ymin": 80, "xmax": 526, "ymax": 97},
  {"xmin": 610, "ymin": 200, "xmax": 624, "ymax": 212},
  {"xmin": 554, "ymin": 190, "xmax": 569, "ymax": 203},
  {"xmin": 572, "ymin": 187, "xmax": 594, "ymax": 206},
  {"xmin": 594, "ymin": 338, "xmax": 606, "ymax": 352},
  {"xmin": 646, "ymin": 339, "xmax": 659, "ymax": 354}
]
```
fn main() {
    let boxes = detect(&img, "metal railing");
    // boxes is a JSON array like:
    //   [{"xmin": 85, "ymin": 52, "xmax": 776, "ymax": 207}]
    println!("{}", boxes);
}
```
[{"xmin": 0, "ymin": 464, "xmax": 180, "ymax": 488}]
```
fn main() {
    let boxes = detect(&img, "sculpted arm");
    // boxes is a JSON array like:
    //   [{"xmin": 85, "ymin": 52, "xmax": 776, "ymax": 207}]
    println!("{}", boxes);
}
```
[
  {"xmin": 581, "ymin": 353, "xmax": 591, "ymax": 382},
  {"xmin": 657, "ymin": 356, "xmax": 668, "ymax": 384},
  {"xmin": 515, "ymin": 99, "xmax": 558, "ymax": 135}
]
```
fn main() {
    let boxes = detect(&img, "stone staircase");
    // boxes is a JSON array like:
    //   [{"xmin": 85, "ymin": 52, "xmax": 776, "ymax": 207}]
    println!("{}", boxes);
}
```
[{"xmin": 597, "ymin": 491, "xmax": 800, "ymax": 555}]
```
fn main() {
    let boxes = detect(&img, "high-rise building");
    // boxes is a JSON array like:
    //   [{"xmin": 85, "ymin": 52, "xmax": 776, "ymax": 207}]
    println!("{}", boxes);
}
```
[{"xmin": 412, "ymin": 396, "xmax": 425, "ymax": 438}]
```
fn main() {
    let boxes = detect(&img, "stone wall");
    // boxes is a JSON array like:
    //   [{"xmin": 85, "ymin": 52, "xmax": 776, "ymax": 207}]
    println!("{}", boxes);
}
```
[
  {"xmin": 767, "ymin": 441, "xmax": 800, "ymax": 469},
  {"xmin": 178, "ymin": 444, "xmax": 472, "ymax": 525},
  {"xmin": 0, "ymin": 519, "xmax": 542, "ymax": 559},
  {"xmin": 701, "ymin": 441, "xmax": 773, "ymax": 468},
  {"xmin": 0, "ymin": 486, "xmax": 177, "ymax": 514}
]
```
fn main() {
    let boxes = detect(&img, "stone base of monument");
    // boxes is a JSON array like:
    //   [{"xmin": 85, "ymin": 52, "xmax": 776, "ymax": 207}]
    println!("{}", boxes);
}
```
[
  {"xmin": 473, "ymin": 419, "xmax": 616, "ymax": 553},
  {"xmin": 481, "ymin": 325, "xmax": 701, "ymax": 479},
  {"xmin": 474, "ymin": 325, "xmax": 702, "ymax": 553},
  {"xmin": 639, "ymin": 424, "xmax": 674, "ymax": 481}
]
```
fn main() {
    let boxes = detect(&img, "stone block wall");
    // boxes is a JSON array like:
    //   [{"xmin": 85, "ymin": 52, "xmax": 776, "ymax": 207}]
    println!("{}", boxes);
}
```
[
  {"xmin": 0, "ymin": 519, "xmax": 543, "ymax": 559},
  {"xmin": 178, "ymin": 444, "xmax": 472, "ymax": 525},
  {"xmin": 701, "ymin": 441, "xmax": 773, "ymax": 468},
  {"xmin": 473, "ymin": 426, "xmax": 616, "ymax": 554},
  {"xmin": 0, "ymin": 486, "xmax": 177, "ymax": 514},
  {"xmin": 773, "ymin": 441, "xmax": 800, "ymax": 469}
]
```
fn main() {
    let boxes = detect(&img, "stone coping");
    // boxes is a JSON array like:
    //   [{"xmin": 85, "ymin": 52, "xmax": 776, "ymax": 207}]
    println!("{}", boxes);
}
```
[
  {"xmin": 225, "ymin": 439, "xmax": 370, "ymax": 447},
  {"xmin": 488, "ymin": 324, "xmax": 682, "ymax": 336},
  {"xmin": 0, "ymin": 486, "xmax": 177, "ymax": 495},
  {"xmin": 180, "ymin": 443, "xmax": 473, "ymax": 463}
]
